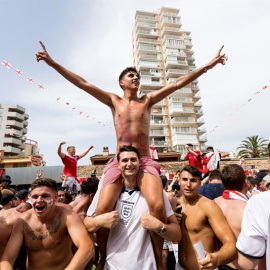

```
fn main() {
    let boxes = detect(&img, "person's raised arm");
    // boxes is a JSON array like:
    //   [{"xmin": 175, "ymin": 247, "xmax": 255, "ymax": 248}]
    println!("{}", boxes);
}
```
[
  {"xmin": 0, "ymin": 219, "xmax": 24, "ymax": 270},
  {"xmin": 36, "ymin": 41, "xmax": 114, "ymax": 107},
  {"xmin": 64, "ymin": 210, "xmax": 95, "ymax": 270},
  {"xmin": 78, "ymin": 146, "xmax": 94, "ymax": 159},
  {"xmin": 148, "ymin": 46, "xmax": 228, "ymax": 106},
  {"xmin": 57, "ymin": 141, "xmax": 66, "ymax": 159}
]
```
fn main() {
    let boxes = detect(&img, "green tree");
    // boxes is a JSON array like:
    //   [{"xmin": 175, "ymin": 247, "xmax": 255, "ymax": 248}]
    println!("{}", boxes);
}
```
[{"xmin": 237, "ymin": 136, "xmax": 268, "ymax": 158}]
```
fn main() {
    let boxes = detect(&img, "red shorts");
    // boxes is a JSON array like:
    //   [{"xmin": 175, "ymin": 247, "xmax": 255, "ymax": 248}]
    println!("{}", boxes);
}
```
[{"xmin": 102, "ymin": 156, "xmax": 161, "ymax": 188}]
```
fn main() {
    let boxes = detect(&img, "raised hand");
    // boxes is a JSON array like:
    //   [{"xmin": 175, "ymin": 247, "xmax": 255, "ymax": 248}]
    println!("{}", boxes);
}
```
[
  {"xmin": 207, "ymin": 45, "xmax": 228, "ymax": 70},
  {"xmin": 36, "ymin": 41, "xmax": 54, "ymax": 66}
]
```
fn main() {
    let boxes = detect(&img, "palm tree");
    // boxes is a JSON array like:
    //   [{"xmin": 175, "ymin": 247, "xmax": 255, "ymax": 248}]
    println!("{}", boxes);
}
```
[{"xmin": 237, "ymin": 136, "xmax": 268, "ymax": 158}]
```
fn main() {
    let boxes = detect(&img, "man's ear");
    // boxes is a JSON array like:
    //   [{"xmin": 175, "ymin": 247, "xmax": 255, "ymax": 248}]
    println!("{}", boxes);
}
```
[{"xmin": 119, "ymin": 80, "xmax": 124, "ymax": 87}]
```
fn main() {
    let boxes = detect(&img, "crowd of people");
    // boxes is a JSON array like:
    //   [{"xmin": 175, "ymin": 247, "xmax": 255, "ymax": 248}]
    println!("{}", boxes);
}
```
[{"xmin": 0, "ymin": 41, "xmax": 269, "ymax": 270}]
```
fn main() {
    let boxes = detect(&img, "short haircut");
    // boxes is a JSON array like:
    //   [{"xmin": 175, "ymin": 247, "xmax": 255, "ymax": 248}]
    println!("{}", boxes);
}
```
[
  {"xmin": 65, "ymin": 192, "xmax": 73, "ymax": 204},
  {"xmin": 186, "ymin": 143, "xmax": 193, "ymax": 147},
  {"xmin": 118, "ymin": 67, "xmax": 140, "ymax": 89},
  {"xmin": 67, "ymin": 146, "xmax": 75, "ymax": 151},
  {"xmin": 206, "ymin": 146, "xmax": 214, "ymax": 152},
  {"xmin": 221, "ymin": 164, "xmax": 246, "ymax": 191},
  {"xmin": 161, "ymin": 175, "xmax": 168, "ymax": 188},
  {"xmin": 81, "ymin": 176, "xmax": 99, "ymax": 195},
  {"xmin": 31, "ymin": 178, "xmax": 58, "ymax": 192},
  {"xmin": 180, "ymin": 165, "xmax": 201, "ymax": 179},
  {"xmin": 209, "ymin": 169, "xmax": 222, "ymax": 181},
  {"xmin": 117, "ymin": 145, "xmax": 141, "ymax": 162}
]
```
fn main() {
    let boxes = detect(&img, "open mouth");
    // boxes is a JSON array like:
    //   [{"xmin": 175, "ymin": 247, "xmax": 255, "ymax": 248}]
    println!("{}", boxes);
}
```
[{"xmin": 36, "ymin": 206, "xmax": 45, "ymax": 211}]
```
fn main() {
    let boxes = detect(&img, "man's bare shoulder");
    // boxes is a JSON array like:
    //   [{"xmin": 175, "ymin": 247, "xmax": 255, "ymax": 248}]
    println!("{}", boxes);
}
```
[
  {"xmin": 0, "ymin": 208, "xmax": 21, "ymax": 223},
  {"xmin": 198, "ymin": 196, "xmax": 222, "ymax": 214}
]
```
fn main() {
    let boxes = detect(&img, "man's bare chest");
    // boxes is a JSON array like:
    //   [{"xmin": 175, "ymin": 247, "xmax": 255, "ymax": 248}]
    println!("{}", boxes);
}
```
[{"xmin": 23, "ymin": 219, "xmax": 68, "ymax": 250}]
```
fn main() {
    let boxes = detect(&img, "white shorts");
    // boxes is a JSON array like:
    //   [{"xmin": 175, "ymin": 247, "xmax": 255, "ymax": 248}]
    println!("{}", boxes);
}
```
[{"xmin": 66, "ymin": 177, "xmax": 81, "ymax": 193}]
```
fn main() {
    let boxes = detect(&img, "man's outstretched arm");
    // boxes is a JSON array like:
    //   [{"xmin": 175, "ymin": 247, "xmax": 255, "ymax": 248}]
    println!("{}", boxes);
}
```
[
  {"xmin": 148, "ymin": 46, "xmax": 228, "ymax": 106},
  {"xmin": 78, "ymin": 146, "xmax": 94, "ymax": 159},
  {"xmin": 36, "ymin": 41, "xmax": 114, "ymax": 107}
]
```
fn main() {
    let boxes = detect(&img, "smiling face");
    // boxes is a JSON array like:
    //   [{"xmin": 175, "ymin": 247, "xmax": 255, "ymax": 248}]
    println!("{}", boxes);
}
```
[
  {"xmin": 118, "ymin": 151, "xmax": 140, "ymax": 178},
  {"xmin": 67, "ymin": 146, "xmax": 76, "ymax": 156},
  {"xmin": 30, "ymin": 186, "xmax": 57, "ymax": 217},
  {"xmin": 179, "ymin": 170, "xmax": 201, "ymax": 199},
  {"xmin": 120, "ymin": 71, "xmax": 140, "ymax": 91}
]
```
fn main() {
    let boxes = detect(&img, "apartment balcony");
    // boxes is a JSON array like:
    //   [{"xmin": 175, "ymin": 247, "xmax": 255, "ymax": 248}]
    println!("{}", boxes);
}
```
[
  {"xmin": 150, "ymin": 119, "xmax": 167, "ymax": 127},
  {"xmin": 149, "ymin": 129, "xmax": 167, "ymax": 137},
  {"xmin": 7, "ymin": 112, "xmax": 24, "ymax": 121},
  {"xmin": 140, "ymin": 76, "xmax": 163, "ymax": 89},
  {"xmin": 168, "ymin": 86, "xmax": 192, "ymax": 97},
  {"xmin": 138, "ymin": 38, "xmax": 159, "ymax": 45},
  {"xmin": 138, "ymin": 60, "xmax": 160, "ymax": 70},
  {"xmin": 5, "ymin": 120, "xmax": 24, "ymax": 129},
  {"xmin": 24, "ymin": 113, "xmax": 29, "ymax": 120},
  {"xmin": 136, "ymin": 22, "xmax": 157, "ymax": 29},
  {"xmin": 172, "ymin": 128, "xmax": 198, "ymax": 135},
  {"xmin": 195, "ymin": 108, "xmax": 204, "ymax": 117},
  {"xmin": 161, "ymin": 27, "xmax": 182, "ymax": 37},
  {"xmin": 3, "ymin": 146, "xmax": 21, "ymax": 155},
  {"xmin": 193, "ymin": 94, "xmax": 201, "ymax": 101},
  {"xmin": 150, "ymin": 140, "xmax": 168, "ymax": 147},
  {"xmin": 7, "ymin": 104, "xmax": 25, "ymax": 114},
  {"xmin": 161, "ymin": 17, "xmax": 181, "ymax": 28},
  {"xmin": 164, "ymin": 41, "xmax": 186, "ymax": 50},
  {"xmin": 169, "ymin": 106, "xmax": 194, "ymax": 117},
  {"xmin": 152, "ymin": 100, "xmax": 165, "ymax": 108},
  {"xmin": 197, "ymin": 118, "xmax": 205, "ymax": 126},
  {"xmin": 169, "ymin": 97, "xmax": 193, "ymax": 105},
  {"xmin": 140, "ymin": 70, "xmax": 162, "ymax": 77},
  {"xmin": 151, "ymin": 108, "xmax": 165, "ymax": 115},
  {"xmin": 165, "ymin": 69, "xmax": 188, "ymax": 78},
  {"xmin": 185, "ymin": 40, "xmax": 193, "ymax": 48},
  {"xmin": 22, "ymin": 128, "xmax": 27, "ymax": 134},
  {"xmin": 171, "ymin": 117, "xmax": 197, "ymax": 126},
  {"xmin": 23, "ymin": 120, "xmax": 28, "ymax": 127},
  {"xmin": 136, "ymin": 15, "xmax": 156, "ymax": 23},
  {"xmin": 164, "ymin": 50, "xmax": 186, "ymax": 59},
  {"xmin": 3, "ymin": 137, "xmax": 22, "ymax": 146},
  {"xmin": 198, "ymin": 128, "xmax": 206, "ymax": 134},
  {"xmin": 162, "ymin": 34, "xmax": 182, "ymax": 43},
  {"xmin": 195, "ymin": 101, "xmax": 202, "ymax": 107},
  {"xmin": 199, "ymin": 136, "xmax": 207, "ymax": 142},
  {"xmin": 165, "ymin": 60, "xmax": 188, "ymax": 69},
  {"xmin": 137, "ymin": 29, "xmax": 158, "ymax": 39},
  {"xmin": 137, "ymin": 45, "xmax": 159, "ymax": 55}
]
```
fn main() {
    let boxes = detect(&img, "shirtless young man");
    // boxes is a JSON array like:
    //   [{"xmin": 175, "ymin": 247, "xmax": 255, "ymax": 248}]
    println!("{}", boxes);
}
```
[
  {"xmin": 214, "ymin": 164, "xmax": 248, "ymax": 270},
  {"xmin": 0, "ymin": 178, "xmax": 94, "ymax": 270},
  {"xmin": 176, "ymin": 165, "xmax": 237, "ymax": 270},
  {"xmin": 36, "ymin": 41, "xmax": 227, "ymax": 268},
  {"xmin": 58, "ymin": 141, "xmax": 94, "ymax": 193}
]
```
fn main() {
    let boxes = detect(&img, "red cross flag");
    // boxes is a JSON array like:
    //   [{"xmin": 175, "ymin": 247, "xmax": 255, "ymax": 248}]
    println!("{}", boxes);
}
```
[
  {"xmin": 262, "ymin": 86, "xmax": 268, "ymax": 90},
  {"xmin": 27, "ymin": 77, "xmax": 34, "ymax": 83},
  {"xmin": 2, "ymin": 60, "xmax": 11, "ymax": 68},
  {"xmin": 15, "ymin": 69, "xmax": 23, "ymax": 76},
  {"xmin": 66, "ymin": 102, "xmax": 70, "ymax": 105},
  {"xmin": 79, "ymin": 111, "xmax": 83, "ymax": 115},
  {"xmin": 38, "ymin": 84, "xmax": 44, "ymax": 89},
  {"xmin": 72, "ymin": 107, "xmax": 76, "ymax": 110},
  {"xmin": 56, "ymin": 97, "xmax": 61, "ymax": 101}
]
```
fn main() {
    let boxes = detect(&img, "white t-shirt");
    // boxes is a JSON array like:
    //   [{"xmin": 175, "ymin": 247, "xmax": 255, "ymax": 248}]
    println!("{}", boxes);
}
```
[
  {"xmin": 104, "ymin": 190, "xmax": 174, "ymax": 270},
  {"xmin": 236, "ymin": 191, "xmax": 270, "ymax": 269}
]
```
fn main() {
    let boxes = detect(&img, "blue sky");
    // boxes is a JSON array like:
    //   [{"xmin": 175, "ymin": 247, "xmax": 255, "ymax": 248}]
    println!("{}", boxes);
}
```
[{"xmin": 1, "ymin": 0, "xmax": 269, "ymax": 165}]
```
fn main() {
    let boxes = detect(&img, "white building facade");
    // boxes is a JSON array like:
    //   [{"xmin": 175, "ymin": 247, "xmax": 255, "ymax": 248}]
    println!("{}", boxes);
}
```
[
  {"xmin": 132, "ymin": 7, "xmax": 207, "ymax": 154},
  {"xmin": 0, "ymin": 104, "xmax": 29, "ymax": 157}
]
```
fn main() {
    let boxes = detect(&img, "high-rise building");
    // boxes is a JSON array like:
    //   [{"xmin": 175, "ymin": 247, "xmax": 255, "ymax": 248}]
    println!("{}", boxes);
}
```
[
  {"xmin": 132, "ymin": 7, "xmax": 207, "ymax": 155},
  {"xmin": 0, "ymin": 104, "xmax": 29, "ymax": 157}
]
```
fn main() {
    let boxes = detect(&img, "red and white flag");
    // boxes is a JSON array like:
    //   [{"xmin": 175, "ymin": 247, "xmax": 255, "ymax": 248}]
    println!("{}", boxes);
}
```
[
  {"xmin": 15, "ymin": 69, "xmax": 23, "ymax": 76},
  {"xmin": 2, "ymin": 60, "xmax": 11, "ymax": 68},
  {"xmin": 27, "ymin": 77, "xmax": 34, "ymax": 83}
]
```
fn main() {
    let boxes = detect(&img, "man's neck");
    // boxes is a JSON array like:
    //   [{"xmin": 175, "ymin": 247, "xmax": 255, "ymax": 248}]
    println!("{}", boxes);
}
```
[
  {"xmin": 123, "ymin": 176, "xmax": 137, "ymax": 191},
  {"xmin": 123, "ymin": 90, "xmax": 138, "ymax": 101},
  {"xmin": 182, "ymin": 194, "xmax": 200, "ymax": 205}
]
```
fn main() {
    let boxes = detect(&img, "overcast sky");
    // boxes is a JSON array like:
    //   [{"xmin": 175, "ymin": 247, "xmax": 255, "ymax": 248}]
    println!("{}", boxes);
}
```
[{"xmin": 1, "ymin": 0, "xmax": 269, "ymax": 166}]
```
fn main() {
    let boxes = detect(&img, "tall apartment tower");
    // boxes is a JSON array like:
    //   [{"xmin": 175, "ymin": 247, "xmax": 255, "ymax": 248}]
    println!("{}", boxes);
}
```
[
  {"xmin": 0, "ymin": 104, "xmax": 29, "ymax": 157},
  {"xmin": 132, "ymin": 7, "xmax": 207, "ymax": 154}
]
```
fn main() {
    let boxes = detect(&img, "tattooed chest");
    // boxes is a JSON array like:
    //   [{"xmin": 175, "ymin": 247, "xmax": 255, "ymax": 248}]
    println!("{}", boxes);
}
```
[{"xmin": 24, "ymin": 219, "xmax": 68, "ymax": 250}]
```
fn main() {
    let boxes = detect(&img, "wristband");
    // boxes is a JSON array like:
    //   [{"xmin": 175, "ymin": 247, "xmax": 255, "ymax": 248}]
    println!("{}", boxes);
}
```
[{"xmin": 203, "ymin": 65, "xmax": 208, "ymax": 73}]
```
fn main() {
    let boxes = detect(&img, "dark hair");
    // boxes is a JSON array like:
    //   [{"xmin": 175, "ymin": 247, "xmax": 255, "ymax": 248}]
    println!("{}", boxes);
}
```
[
  {"xmin": 221, "ymin": 164, "xmax": 246, "ymax": 191},
  {"xmin": 206, "ymin": 146, "xmax": 214, "ymax": 152},
  {"xmin": 118, "ymin": 67, "xmax": 140, "ymax": 89},
  {"xmin": 31, "ymin": 178, "xmax": 58, "ymax": 192},
  {"xmin": 161, "ymin": 175, "xmax": 168, "ymax": 188},
  {"xmin": 186, "ymin": 143, "xmax": 193, "ymax": 147},
  {"xmin": 117, "ymin": 145, "xmax": 141, "ymax": 162},
  {"xmin": 209, "ymin": 169, "xmax": 222, "ymax": 181},
  {"xmin": 64, "ymin": 192, "xmax": 73, "ymax": 204},
  {"xmin": 81, "ymin": 176, "xmax": 99, "ymax": 195},
  {"xmin": 180, "ymin": 165, "xmax": 201, "ymax": 179}
]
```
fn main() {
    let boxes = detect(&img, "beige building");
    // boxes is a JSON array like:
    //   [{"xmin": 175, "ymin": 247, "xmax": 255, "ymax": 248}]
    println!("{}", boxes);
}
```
[
  {"xmin": 0, "ymin": 104, "xmax": 29, "ymax": 157},
  {"xmin": 132, "ymin": 7, "xmax": 207, "ymax": 155}
]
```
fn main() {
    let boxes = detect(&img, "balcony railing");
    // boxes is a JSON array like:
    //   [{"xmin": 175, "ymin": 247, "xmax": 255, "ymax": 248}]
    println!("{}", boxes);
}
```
[{"xmin": 150, "ymin": 119, "xmax": 167, "ymax": 125}]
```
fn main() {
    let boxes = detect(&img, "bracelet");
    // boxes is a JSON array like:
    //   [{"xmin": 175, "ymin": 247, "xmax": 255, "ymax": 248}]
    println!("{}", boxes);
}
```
[
  {"xmin": 202, "ymin": 65, "xmax": 208, "ymax": 73},
  {"xmin": 157, "ymin": 223, "xmax": 166, "ymax": 234}
]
